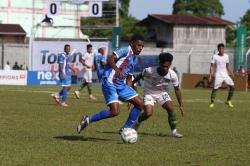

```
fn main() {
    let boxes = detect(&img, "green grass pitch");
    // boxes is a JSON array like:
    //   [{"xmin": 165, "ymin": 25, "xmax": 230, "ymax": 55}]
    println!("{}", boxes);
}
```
[{"xmin": 0, "ymin": 85, "xmax": 249, "ymax": 165}]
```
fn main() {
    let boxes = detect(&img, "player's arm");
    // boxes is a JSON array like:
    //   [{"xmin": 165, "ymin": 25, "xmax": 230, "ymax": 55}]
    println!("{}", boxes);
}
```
[
  {"xmin": 108, "ymin": 53, "xmax": 123, "ymax": 79},
  {"xmin": 208, "ymin": 63, "xmax": 215, "ymax": 83},
  {"xmin": 226, "ymin": 63, "xmax": 234, "ymax": 77},
  {"xmin": 174, "ymin": 86, "xmax": 184, "ymax": 116},
  {"xmin": 132, "ymin": 73, "xmax": 143, "ymax": 86},
  {"xmin": 58, "ymin": 56, "xmax": 65, "ymax": 80},
  {"xmin": 126, "ymin": 74, "xmax": 133, "ymax": 87}
]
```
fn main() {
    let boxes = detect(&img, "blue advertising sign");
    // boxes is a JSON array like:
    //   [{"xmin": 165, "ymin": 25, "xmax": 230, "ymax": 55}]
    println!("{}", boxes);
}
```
[{"xmin": 27, "ymin": 71, "xmax": 61, "ymax": 86}]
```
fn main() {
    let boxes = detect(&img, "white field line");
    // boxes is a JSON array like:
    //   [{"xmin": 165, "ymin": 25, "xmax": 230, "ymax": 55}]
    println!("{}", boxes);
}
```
[{"xmin": 1, "ymin": 89, "xmax": 249, "ymax": 103}]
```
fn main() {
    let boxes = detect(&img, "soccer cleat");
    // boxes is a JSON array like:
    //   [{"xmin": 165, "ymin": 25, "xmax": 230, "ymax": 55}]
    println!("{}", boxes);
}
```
[
  {"xmin": 77, "ymin": 116, "xmax": 89, "ymax": 134},
  {"xmin": 209, "ymin": 103, "xmax": 214, "ymax": 108},
  {"xmin": 74, "ymin": 91, "xmax": 80, "ymax": 99},
  {"xmin": 131, "ymin": 121, "xmax": 141, "ymax": 131},
  {"xmin": 226, "ymin": 101, "xmax": 234, "ymax": 108},
  {"xmin": 119, "ymin": 128, "xmax": 124, "ymax": 135},
  {"xmin": 172, "ymin": 131, "xmax": 183, "ymax": 138},
  {"xmin": 89, "ymin": 94, "xmax": 97, "ymax": 100},
  {"xmin": 53, "ymin": 95, "xmax": 60, "ymax": 105},
  {"xmin": 61, "ymin": 102, "xmax": 68, "ymax": 107}
]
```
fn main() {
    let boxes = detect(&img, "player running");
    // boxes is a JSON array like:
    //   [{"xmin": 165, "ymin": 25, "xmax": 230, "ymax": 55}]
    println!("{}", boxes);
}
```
[
  {"xmin": 122, "ymin": 52, "xmax": 184, "ymax": 138},
  {"xmin": 76, "ymin": 34, "xmax": 145, "ymax": 134},
  {"xmin": 208, "ymin": 43, "xmax": 235, "ymax": 108},
  {"xmin": 53, "ymin": 44, "xmax": 76, "ymax": 107}
]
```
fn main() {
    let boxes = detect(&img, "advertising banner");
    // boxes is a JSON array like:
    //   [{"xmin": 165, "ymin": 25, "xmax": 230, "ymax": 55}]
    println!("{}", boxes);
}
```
[
  {"xmin": 31, "ymin": 41, "xmax": 110, "ymax": 71},
  {"xmin": 0, "ymin": 70, "xmax": 27, "ymax": 85},
  {"xmin": 27, "ymin": 71, "xmax": 61, "ymax": 86},
  {"xmin": 236, "ymin": 26, "xmax": 247, "ymax": 69}
]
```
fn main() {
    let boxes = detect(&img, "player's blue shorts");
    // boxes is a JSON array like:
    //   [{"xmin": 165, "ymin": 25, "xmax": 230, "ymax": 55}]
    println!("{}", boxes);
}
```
[
  {"xmin": 102, "ymin": 80, "xmax": 138, "ymax": 105},
  {"xmin": 97, "ymin": 69, "xmax": 104, "ymax": 82},
  {"xmin": 60, "ymin": 74, "xmax": 71, "ymax": 87}
]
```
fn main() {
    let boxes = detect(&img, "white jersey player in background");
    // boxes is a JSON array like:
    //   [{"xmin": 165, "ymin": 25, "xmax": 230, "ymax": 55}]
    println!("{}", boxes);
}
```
[
  {"xmin": 122, "ymin": 52, "xmax": 184, "ymax": 138},
  {"xmin": 74, "ymin": 44, "xmax": 97, "ymax": 100},
  {"xmin": 208, "ymin": 43, "xmax": 235, "ymax": 108}
]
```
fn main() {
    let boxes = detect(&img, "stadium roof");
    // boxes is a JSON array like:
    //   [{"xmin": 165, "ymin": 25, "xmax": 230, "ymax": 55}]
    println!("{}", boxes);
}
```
[
  {"xmin": 0, "ymin": 24, "xmax": 26, "ymax": 35},
  {"xmin": 139, "ymin": 14, "xmax": 234, "ymax": 26}
]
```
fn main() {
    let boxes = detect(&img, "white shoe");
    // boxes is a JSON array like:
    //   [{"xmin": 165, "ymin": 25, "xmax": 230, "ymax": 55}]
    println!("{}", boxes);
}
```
[
  {"xmin": 74, "ymin": 91, "xmax": 80, "ymax": 99},
  {"xmin": 89, "ymin": 94, "xmax": 97, "ymax": 100},
  {"xmin": 172, "ymin": 130, "xmax": 183, "ymax": 138},
  {"xmin": 61, "ymin": 102, "xmax": 68, "ymax": 107}
]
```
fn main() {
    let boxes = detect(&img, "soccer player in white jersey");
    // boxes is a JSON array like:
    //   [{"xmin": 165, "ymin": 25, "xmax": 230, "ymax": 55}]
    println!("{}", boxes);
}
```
[
  {"xmin": 74, "ymin": 44, "xmax": 97, "ymax": 100},
  {"xmin": 122, "ymin": 52, "xmax": 184, "ymax": 138},
  {"xmin": 208, "ymin": 43, "xmax": 235, "ymax": 108}
]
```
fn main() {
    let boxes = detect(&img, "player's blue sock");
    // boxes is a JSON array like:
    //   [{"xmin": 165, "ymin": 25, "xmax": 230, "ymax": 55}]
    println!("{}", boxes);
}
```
[
  {"xmin": 89, "ymin": 110, "xmax": 111, "ymax": 123},
  {"xmin": 59, "ymin": 88, "xmax": 64, "ymax": 96},
  {"xmin": 122, "ymin": 107, "xmax": 141, "ymax": 128},
  {"xmin": 61, "ymin": 88, "xmax": 68, "ymax": 103}
]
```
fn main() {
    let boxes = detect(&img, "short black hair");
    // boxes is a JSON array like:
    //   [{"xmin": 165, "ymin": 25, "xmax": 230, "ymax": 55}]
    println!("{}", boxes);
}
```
[
  {"xmin": 217, "ymin": 43, "xmax": 225, "ymax": 49},
  {"xmin": 64, "ymin": 44, "xmax": 70, "ymax": 50},
  {"xmin": 159, "ymin": 52, "xmax": 173, "ymax": 64},
  {"xmin": 98, "ymin": 48, "xmax": 103, "ymax": 53},
  {"xmin": 87, "ymin": 44, "xmax": 92, "ymax": 49},
  {"xmin": 130, "ymin": 34, "xmax": 144, "ymax": 42}
]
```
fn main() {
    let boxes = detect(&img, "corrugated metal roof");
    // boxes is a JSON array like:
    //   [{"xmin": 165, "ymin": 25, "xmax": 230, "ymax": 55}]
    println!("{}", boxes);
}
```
[
  {"xmin": 0, "ymin": 24, "xmax": 26, "ymax": 35},
  {"xmin": 142, "ymin": 14, "xmax": 234, "ymax": 26}
]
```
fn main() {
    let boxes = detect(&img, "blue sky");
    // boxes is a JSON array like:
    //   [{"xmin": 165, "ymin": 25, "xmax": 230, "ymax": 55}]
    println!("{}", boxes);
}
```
[{"xmin": 129, "ymin": 0, "xmax": 250, "ymax": 23}]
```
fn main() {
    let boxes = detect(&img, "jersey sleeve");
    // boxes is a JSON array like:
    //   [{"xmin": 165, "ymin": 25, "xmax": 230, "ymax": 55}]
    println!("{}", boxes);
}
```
[
  {"xmin": 81, "ymin": 53, "xmax": 87, "ymax": 60},
  {"xmin": 113, "ymin": 47, "xmax": 128, "ymax": 58},
  {"xmin": 58, "ymin": 55, "xmax": 65, "ymax": 73},
  {"xmin": 226, "ymin": 54, "xmax": 229, "ymax": 63},
  {"xmin": 211, "ymin": 55, "xmax": 215, "ymax": 64},
  {"xmin": 171, "ymin": 71, "xmax": 179, "ymax": 87},
  {"xmin": 142, "ymin": 67, "xmax": 152, "ymax": 78}
]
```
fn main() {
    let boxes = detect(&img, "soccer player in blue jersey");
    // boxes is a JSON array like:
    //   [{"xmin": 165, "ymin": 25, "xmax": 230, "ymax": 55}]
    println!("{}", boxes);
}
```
[
  {"xmin": 94, "ymin": 48, "xmax": 106, "ymax": 82},
  {"xmin": 77, "ymin": 35, "xmax": 145, "ymax": 134},
  {"xmin": 53, "ymin": 44, "xmax": 75, "ymax": 107}
]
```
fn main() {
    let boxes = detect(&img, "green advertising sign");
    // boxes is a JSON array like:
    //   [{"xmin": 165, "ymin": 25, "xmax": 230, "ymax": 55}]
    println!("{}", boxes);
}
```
[
  {"xmin": 112, "ymin": 27, "xmax": 121, "ymax": 50},
  {"xmin": 236, "ymin": 26, "xmax": 247, "ymax": 69}
]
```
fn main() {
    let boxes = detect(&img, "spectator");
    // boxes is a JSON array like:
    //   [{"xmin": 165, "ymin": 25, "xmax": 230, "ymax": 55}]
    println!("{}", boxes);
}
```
[
  {"xmin": 20, "ymin": 62, "xmax": 28, "ymax": 70},
  {"xmin": 12, "ymin": 62, "xmax": 20, "ymax": 70},
  {"xmin": 4, "ymin": 61, "xmax": 11, "ymax": 70},
  {"xmin": 237, "ymin": 65, "xmax": 246, "ymax": 77}
]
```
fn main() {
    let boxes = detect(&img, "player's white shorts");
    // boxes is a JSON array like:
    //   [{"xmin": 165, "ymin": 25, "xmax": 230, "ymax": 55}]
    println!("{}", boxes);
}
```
[
  {"xmin": 214, "ymin": 75, "xmax": 234, "ymax": 89},
  {"xmin": 83, "ymin": 70, "xmax": 92, "ymax": 83},
  {"xmin": 144, "ymin": 92, "xmax": 172, "ymax": 106}
]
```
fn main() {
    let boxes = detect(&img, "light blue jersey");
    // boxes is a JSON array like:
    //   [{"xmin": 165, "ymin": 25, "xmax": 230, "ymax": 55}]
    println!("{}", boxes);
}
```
[
  {"xmin": 103, "ymin": 45, "xmax": 138, "ymax": 88},
  {"xmin": 58, "ymin": 52, "xmax": 71, "ymax": 87},
  {"xmin": 102, "ymin": 46, "xmax": 138, "ymax": 105},
  {"xmin": 94, "ymin": 53, "xmax": 106, "ymax": 81}
]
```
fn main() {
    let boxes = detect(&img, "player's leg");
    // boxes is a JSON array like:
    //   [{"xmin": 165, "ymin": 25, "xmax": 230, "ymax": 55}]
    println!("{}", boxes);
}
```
[
  {"xmin": 162, "ymin": 100, "xmax": 183, "ymax": 138},
  {"xmin": 121, "ymin": 95, "xmax": 145, "ymax": 130},
  {"xmin": 225, "ymin": 76, "xmax": 235, "ymax": 107},
  {"xmin": 61, "ymin": 86, "xmax": 70, "ymax": 107},
  {"xmin": 77, "ymin": 81, "xmax": 120, "ymax": 133},
  {"xmin": 210, "ymin": 76, "xmax": 222, "ymax": 108}
]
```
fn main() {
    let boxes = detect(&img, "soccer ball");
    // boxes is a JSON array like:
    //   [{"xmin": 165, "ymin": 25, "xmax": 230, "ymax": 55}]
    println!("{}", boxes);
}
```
[{"xmin": 121, "ymin": 128, "xmax": 138, "ymax": 144}]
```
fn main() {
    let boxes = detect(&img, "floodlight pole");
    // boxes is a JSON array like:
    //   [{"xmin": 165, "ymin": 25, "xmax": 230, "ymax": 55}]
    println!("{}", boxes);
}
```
[
  {"xmin": 116, "ymin": 0, "xmax": 119, "ymax": 27},
  {"xmin": 28, "ymin": 0, "xmax": 35, "ymax": 71}
]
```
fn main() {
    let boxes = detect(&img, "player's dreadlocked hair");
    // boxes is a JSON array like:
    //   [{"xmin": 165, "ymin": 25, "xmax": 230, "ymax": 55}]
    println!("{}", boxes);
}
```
[{"xmin": 159, "ymin": 52, "xmax": 173, "ymax": 64}]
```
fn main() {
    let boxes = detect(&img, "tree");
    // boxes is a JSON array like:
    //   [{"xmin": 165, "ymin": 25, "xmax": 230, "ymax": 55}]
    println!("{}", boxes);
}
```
[
  {"xmin": 172, "ymin": 0, "xmax": 224, "ymax": 17},
  {"xmin": 81, "ymin": 0, "xmax": 145, "ymax": 39},
  {"xmin": 240, "ymin": 9, "xmax": 250, "ymax": 36}
]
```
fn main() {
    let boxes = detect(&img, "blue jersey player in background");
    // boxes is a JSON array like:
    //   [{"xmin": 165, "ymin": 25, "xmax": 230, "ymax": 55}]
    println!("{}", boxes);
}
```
[
  {"xmin": 77, "ymin": 35, "xmax": 146, "ymax": 135},
  {"xmin": 53, "ymin": 44, "xmax": 76, "ymax": 107},
  {"xmin": 94, "ymin": 47, "xmax": 106, "ymax": 82}
]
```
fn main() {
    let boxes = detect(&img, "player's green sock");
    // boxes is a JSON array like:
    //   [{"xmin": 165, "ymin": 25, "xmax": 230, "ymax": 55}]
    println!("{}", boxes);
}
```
[
  {"xmin": 227, "ymin": 88, "xmax": 234, "ymax": 101},
  {"xmin": 167, "ymin": 110, "xmax": 177, "ymax": 130},
  {"xmin": 87, "ymin": 83, "xmax": 92, "ymax": 95},
  {"xmin": 78, "ymin": 82, "xmax": 87, "ymax": 92},
  {"xmin": 211, "ymin": 89, "xmax": 217, "ymax": 103}
]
